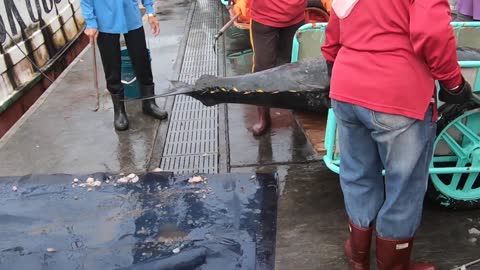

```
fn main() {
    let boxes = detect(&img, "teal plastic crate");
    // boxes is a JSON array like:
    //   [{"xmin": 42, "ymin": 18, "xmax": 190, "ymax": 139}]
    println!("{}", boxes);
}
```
[{"xmin": 121, "ymin": 48, "xmax": 151, "ymax": 98}]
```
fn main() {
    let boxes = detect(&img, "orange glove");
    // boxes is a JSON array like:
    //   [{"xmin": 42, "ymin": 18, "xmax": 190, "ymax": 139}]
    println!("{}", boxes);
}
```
[
  {"xmin": 233, "ymin": 0, "xmax": 250, "ymax": 21},
  {"xmin": 321, "ymin": 0, "xmax": 332, "ymax": 13}
]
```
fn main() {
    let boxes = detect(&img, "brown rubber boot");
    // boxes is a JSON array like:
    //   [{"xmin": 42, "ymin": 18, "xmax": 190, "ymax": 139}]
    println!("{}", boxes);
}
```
[
  {"xmin": 344, "ymin": 220, "xmax": 373, "ymax": 270},
  {"xmin": 376, "ymin": 235, "xmax": 436, "ymax": 270},
  {"xmin": 252, "ymin": 106, "xmax": 271, "ymax": 136}
]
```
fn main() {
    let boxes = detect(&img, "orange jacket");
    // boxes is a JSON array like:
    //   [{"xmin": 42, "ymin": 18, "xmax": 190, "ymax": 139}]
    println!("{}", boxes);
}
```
[
  {"xmin": 322, "ymin": 0, "xmax": 332, "ymax": 12},
  {"xmin": 233, "ymin": 0, "xmax": 250, "ymax": 22}
]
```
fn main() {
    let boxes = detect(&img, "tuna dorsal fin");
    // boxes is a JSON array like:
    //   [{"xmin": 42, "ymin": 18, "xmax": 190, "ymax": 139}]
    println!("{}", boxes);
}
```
[
  {"xmin": 170, "ymin": 80, "xmax": 188, "ymax": 88},
  {"xmin": 168, "ymin": 80, "xmax": 194, "ymax": 93},
  {"xmin": 154, "ymin": 80, "xmax": 195, "ymax": 96},
  {"xmin": 195, "ymin": 74, "xmax": 218, "ymax": 88}
]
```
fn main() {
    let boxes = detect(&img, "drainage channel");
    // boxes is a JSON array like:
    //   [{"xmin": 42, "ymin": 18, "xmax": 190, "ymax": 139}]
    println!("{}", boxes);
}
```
[{"xmin": 159, "ymin": 0, "xmax": 222, "ymax": 175}]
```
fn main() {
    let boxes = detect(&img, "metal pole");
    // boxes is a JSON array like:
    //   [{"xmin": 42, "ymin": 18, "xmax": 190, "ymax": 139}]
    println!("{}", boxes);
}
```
[
  {"xmin": 450, "ymin": 258, "xmax": 480, "ymax": 270},
  {"xmin": 91, "ymin": 40, "xmax": 100, "ymax": 112},
  {"xmin": 213, "ymin": 13, "xmax": 241, "ymax": 53}
]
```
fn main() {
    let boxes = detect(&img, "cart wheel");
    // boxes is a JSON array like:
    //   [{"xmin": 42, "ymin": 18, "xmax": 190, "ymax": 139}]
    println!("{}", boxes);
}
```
[{"xmin": 427, "ymin": 101, "xmax": 480, "ymax": 209}]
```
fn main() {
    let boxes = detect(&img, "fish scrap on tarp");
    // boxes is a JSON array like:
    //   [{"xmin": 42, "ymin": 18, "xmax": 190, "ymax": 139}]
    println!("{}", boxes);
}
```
[{"xmin": 0, "ymin": 172, "xmax": 278, "ymax": 270}]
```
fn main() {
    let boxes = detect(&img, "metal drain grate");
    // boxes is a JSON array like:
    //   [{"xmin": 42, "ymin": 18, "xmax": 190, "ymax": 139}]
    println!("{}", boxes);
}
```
[{"xmin": 160, "ymin": 0, "xmax": 221, "ymax": 174}]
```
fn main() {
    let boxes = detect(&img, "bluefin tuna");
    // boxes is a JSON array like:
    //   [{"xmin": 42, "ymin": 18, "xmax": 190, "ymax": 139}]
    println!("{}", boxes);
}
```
[{"xmin": 131, "ymin": 47, "xmax": 480, "ymax": 112}]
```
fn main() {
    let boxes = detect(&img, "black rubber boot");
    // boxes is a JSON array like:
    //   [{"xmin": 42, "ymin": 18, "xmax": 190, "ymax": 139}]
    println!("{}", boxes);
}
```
[
  {"xmin": 140, "ymin": 85, "xmax": 168, "ymax": 120},
  {"xmin": 110, "ymin": 92, "xmax": 129, "ymax": 131}
]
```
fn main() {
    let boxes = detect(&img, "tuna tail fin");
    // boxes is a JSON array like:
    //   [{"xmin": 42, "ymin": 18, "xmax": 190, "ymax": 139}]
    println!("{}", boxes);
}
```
[{"xmin": 124, "ymin": 80, "xmax": 194, "ymax": 102}]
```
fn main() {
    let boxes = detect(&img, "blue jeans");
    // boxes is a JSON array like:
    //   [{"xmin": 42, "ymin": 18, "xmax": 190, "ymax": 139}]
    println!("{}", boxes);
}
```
[{"xmin": 332, "ymin": 100, "xmax": 436, "ymax": 239}]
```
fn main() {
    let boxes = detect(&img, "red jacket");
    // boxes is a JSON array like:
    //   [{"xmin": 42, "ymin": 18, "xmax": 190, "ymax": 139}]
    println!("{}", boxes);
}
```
[
  {"xmin": 251, "ymin": 0, "xmax": 306, "ymax": 28},
  {"xmin": 321, "ymin": 0, "xmax": 463, "ymax": 120}
]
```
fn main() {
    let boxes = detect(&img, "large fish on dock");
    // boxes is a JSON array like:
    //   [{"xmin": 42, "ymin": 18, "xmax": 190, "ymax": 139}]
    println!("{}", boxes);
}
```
[
  {"xmin": 134, "ymin": 47, "xmax": 480, "ymax": 112},
  {"xmin": 135, "ymin": 57, "xmax": 331, "ymax": 112}
]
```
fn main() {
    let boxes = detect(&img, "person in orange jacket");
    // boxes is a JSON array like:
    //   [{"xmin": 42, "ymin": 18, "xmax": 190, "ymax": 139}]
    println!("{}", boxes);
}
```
[
  {"xmin": 233, "ymin": 0, "xmax": 250, "ymax": 22},
  {"xmin": 234, "ymin": 0, "xmax": 306, "ymax": 136},
  {"xmin": 321, "ymin": 0, "xmax": 332, "ymax": 13}
]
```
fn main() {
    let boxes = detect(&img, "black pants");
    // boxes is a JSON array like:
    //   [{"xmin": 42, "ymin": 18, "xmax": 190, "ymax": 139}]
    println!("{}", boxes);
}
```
[
  {"xmin": 250, "ymin": 20, "xmax": 304, "ymax": 72},
  {"xmin": 97, "ymin": 27, "xmax": 153, "ymax": 95}
]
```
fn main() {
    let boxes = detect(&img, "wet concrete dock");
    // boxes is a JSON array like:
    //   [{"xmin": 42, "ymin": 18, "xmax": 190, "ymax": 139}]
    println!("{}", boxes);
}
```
[
  {"xmin": 1, "ymin": 0, "xmax": 480, "ymax": 269},
  {"xmin": 0, "ymin": 0, "xmax": 189, "ymax": 176}
]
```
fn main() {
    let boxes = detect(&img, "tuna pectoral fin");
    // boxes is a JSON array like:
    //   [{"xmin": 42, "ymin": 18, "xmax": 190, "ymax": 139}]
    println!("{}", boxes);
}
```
[{"xmin": 124, "ymin": 80, "xmax": 194, "ymax": 102}]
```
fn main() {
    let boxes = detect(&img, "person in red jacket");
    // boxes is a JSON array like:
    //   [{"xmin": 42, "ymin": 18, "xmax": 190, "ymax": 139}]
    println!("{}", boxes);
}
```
[
  {"xmin": 321, "ymin": 0, "xmax": 472, "ymax": 269},
  {"xmin": 235, "ymin": 0, "xmax": 307, "ymax": 136}
]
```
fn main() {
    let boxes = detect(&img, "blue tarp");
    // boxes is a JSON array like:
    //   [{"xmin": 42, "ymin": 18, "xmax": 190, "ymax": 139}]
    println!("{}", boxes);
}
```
[{"xmin": 0, "ymin": 172, "xmax": 277, "ymax": 270}]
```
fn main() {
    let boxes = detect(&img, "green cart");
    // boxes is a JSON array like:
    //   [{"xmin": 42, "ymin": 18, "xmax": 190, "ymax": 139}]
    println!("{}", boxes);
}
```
[{"xmin": 291, "ymin": 22, "xmax": 480, "ymax": 209}]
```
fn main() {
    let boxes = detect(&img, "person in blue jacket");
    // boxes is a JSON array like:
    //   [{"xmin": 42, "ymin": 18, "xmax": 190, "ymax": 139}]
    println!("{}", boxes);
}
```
[{"xmin": 80, "ymin": 0, "xmax": 167, "ymax": 131}]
